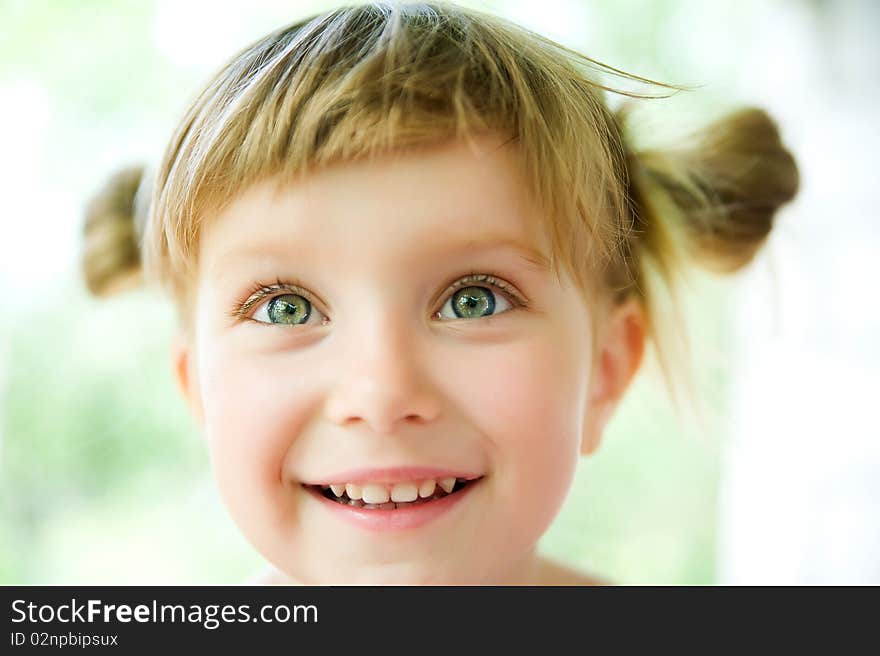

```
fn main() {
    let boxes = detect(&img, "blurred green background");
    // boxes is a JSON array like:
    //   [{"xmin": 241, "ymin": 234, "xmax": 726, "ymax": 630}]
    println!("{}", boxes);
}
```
[{"xmin": 0, "ymin": 0, "xmax": 784, "ymax": 584}]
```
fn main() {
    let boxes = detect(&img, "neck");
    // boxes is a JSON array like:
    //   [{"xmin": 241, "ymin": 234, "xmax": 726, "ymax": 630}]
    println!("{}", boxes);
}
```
[
  {"xmin": 494, "ymin": 548, "xmax": 544, "ymax": 585},
  {"xmin": 250, "ymin": 549, "xmax": 592, "ymax": 585}
]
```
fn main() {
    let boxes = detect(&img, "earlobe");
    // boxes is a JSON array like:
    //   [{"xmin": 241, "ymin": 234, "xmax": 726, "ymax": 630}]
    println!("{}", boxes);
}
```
[
  {"xmin": 581, "ymin": 298, "xmax": 646, "ymax": 456},
  {"xmin": 172, "ymin": 333, "xmax": 205, "ymax": 431}
]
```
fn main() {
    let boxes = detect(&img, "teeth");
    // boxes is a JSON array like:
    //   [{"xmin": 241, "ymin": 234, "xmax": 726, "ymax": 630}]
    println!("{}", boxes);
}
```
[
  {"xmin": 361, "ymin": 484, "xmax": 391, "ymax": 504},
  {"xmin": 418, "ymin": 479, "xmax": 436, "ymax": 498},
  {"xmin": 345, "ymin": 483, "xmax": 362, "ymax": 500},
  {"xmin": 318, "ymin": 476, "xmax": 474, "ymax": 506},
  {"xmin": 390, "ymin": 482, "xmax": 418, "ymax": 503},
  {"xmin": 438, "ymin": 477, "xmax": 456, "ymax": 494}
]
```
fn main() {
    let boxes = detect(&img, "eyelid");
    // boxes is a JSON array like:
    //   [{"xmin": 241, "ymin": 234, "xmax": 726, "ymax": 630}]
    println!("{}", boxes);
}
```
[
  {"xmin": 437, "ymin": 273, "xmax": 529, "ymax": 312},
  {"xmin": 229, "ymin": 272, "xmax": 529, "ymax": 324},
  {"xmin": 228, "ymin": 277, "xmax": 327, "ymax": 324}
]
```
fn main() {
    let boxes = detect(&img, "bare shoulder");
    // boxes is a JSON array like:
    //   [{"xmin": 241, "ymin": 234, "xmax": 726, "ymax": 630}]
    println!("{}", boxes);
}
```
[
  {"xmin": 243, "ymin": 566, "xmax": 289, "ymax": 585},
  {"xmin": 534, "ymin": 556, "xmax": 610, "ymax": 586}
]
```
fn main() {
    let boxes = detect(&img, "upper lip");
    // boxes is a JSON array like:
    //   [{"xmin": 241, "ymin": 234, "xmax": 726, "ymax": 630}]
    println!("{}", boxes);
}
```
[{"xmin": 302, "ymin": 466, "xmax": 483, "ymax": 486}]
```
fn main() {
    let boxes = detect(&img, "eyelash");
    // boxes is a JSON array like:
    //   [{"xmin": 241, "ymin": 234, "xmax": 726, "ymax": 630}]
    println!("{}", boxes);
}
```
[{"xmin": 228, "ymin": 273, "xmax": 530, "ymax": 325}]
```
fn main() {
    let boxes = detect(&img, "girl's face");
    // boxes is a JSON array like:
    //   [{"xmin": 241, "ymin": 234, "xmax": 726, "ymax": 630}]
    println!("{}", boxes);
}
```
[{"xmin": 183, "ymin": 136, "xmax": 598, "ymax": 583}]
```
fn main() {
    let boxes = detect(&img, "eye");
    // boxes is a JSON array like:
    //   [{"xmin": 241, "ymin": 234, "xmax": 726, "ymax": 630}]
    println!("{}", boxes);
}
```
[
  {"xmin": 437, "ymin": 286, "xmax": 512, "ymax": 320},
  {"xmin": 252, "ymin": 293, "xmax": 327, "ymax": 326},
  {"xmin": 233, "ymin": 274, "xmax": 526, "ymax": 327},
  {"xmin": 435, "ymin": 274, "xmax": 522, "ymax": 321}
]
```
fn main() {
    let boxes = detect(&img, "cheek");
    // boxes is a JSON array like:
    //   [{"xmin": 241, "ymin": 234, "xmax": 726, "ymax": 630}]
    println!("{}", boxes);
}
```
[
  {"xmin": 452, "ymin": 323, "xmax": 589, "ymax": 538},
  {"xmin": 463, "ymin": 329, "xmax": 586, "ymax": 461},
  {"xmin": 196, "ymin": 339, "xmax": 310, "ymax": 529}
]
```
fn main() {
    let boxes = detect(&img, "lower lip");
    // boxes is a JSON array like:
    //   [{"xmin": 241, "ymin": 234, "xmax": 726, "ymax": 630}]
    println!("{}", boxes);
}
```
[{"xmin": 305, "ymin": 480, "xmax": 481, "ymax": 532}]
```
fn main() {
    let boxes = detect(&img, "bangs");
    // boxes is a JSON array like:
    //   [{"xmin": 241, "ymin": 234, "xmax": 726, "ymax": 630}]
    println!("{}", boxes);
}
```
[{"xmin": 143, "ymin": 2, "xmax": 681, "ymax": 311}]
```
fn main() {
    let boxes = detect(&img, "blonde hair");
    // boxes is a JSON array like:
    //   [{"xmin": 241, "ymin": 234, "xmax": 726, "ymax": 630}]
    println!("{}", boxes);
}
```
[{"xmin": 82, "ymin": 1, "xmax": 799, "ymax": 402}]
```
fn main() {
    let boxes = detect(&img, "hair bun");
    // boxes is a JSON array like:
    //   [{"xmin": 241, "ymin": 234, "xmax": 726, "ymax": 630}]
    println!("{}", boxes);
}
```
[
  {"xmin": 81, "ymin": 164, "xmax": 149, "ymax": 297},
  {"xmin": 632, "ymin": 106, "xmax": 800, "ymax": 274}
]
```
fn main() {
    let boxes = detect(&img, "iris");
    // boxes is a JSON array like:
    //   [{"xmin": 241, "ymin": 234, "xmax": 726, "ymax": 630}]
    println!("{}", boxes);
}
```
[
  {"xmin": 452, "ymin": 286, "xmax": 495, "ymax": 318},
  {"xmin": 267, "ymin": 294, "xmax": 311, "ymax": 325}
]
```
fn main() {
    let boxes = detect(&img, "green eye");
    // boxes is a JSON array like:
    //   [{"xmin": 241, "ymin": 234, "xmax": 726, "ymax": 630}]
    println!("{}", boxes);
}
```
[
  {"xmin": 438, "ymin": 285, "xmax": 511, "ymax": 320},
  {"xmin": 453, "ymin": 287, "xmax": 495, "ymax": 318},
  {"xmin": 242, "ymin": 274, "xmax": 522, "ymax": 327},
  {"xmin": 260, "ymin": 294, "xmax": 312, "ymax": 325}
]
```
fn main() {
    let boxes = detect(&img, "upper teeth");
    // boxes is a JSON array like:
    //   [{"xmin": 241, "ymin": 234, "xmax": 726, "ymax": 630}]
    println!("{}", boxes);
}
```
[{"xmin": 324, "ymin": 477, "xmax": 459, "ymax": 502}]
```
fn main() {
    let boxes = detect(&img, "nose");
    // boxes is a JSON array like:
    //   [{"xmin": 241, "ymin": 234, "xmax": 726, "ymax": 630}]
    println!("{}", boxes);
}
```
[{"xmin": 323, "ymin": 315, "xmax": 441, "ymax": 436}]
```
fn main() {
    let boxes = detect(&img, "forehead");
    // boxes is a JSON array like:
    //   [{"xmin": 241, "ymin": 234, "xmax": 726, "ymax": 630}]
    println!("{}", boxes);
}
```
[{"xmin": 198, "ymin": 136, "xmax": 551, "ymax": 276}]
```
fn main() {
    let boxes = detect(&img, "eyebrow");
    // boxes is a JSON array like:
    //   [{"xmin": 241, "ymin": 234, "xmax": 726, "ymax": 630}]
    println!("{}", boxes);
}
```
[
  {"xmin": 451, "ymin": 235, "xmax": 551, "ymax": 271},
  {"xmin": 213, "ymin": 234, "xmax": 551, "ymax": 273}
]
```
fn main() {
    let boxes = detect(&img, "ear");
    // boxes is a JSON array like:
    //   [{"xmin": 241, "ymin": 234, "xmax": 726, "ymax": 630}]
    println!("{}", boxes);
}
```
[
  {"xmin": 172, "ymin": 332, "xmax": 205, "ymax": 432},
  {"xmin": 581, "ymin": 297, "xmax": 646, "ymax": 456}
]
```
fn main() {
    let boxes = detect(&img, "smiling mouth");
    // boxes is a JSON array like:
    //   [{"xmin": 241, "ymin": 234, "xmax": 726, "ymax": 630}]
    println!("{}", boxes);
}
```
[{"xmin": 304, "ymin": 477, "xmax": 479, "ymax": 510}]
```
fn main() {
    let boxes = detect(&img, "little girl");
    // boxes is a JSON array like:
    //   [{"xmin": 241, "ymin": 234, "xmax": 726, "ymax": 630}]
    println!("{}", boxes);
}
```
[{"xmin": 81, "ymin": 1, "xmax": 799, "ymax": 584}]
